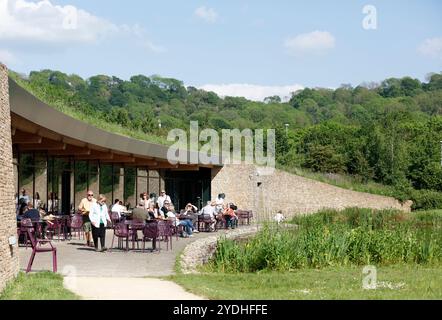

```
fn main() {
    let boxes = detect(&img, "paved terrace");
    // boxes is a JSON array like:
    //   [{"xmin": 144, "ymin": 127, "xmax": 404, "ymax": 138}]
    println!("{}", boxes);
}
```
[{"xmin": 18, "ymin": 229, "xmax": 217, "ymax": 277}]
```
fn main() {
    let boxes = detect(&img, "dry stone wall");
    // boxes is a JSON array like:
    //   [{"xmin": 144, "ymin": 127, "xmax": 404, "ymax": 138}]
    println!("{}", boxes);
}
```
[
  {"xmin": 0, "ymin": 63, "xmax": 19, "ymax": 292},
  {"xmin": 211, "ymin": 164, "xmax": 412, "ymax": 221}
]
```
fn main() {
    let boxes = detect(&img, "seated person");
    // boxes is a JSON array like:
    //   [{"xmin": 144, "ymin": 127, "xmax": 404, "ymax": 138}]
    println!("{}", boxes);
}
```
[
  {"xmin": 223, "ymin": 203, "xmax": 238, "ymax": 229},
  {"xmin": 22, "ymin": 202, "xmax": 40, "ymax": 221},
  {"xmin": 166, "ymin": 205, "xmax": 194, "ymax": 237},
  {"xmin": 199, "ymin": 201, "xmax": 217, "ymax": 231},
  {"xmin": 111, "ymin": 199, "xmax": 126, "ymax": 218},
  {"xmin": 160, "ymin": 200, "xmax": 171, "ymax": 217},
  {"xmin": 130, "ymin": 206, "xmax": 150, "ymax": 222},
  {"xmin": 181, "ymin": 203, "xmax": 199, "ymax": 233},
  {"xmin": 147, "ymin": 202, "xmax": 159, "ymax": 220}
]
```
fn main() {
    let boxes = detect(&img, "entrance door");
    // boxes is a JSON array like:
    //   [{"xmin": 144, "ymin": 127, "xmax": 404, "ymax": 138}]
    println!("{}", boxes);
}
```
[{"xmin": 61, "ymin": 171, "xmax": 71, "ymax": 215}]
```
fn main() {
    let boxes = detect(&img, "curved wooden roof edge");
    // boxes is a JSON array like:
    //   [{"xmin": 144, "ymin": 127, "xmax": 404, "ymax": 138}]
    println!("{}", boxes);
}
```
[{"xmin": 8, "ymin": 77, "xmax": 223, "ymax": 167}]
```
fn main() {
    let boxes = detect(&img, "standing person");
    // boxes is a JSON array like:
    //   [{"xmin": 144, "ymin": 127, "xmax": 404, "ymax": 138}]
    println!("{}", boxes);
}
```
[
  {"xmin": 78, "ymin": 190, "xmax": 96, "ymax": 247},
  {"xmin": 138, "ymin": 192, "xmax": 151, "ymax": 210},
  {"xmin": 89, "ymin": 194, "xmax": 111, "ymax": 252},
  {"xmin": 34, "ymin": 192, "xmax": 42, "ymax": 210},
  {"xmin": 215, "ymin": 193, "xmax": 226, "ymax": 215},
  {"xmin": 19, "ymin": 188, "xmax": 30, "ymax": 206},
  {"xmin": 157, "ymin": 190, "xmax": 171, "ymax": 209}
]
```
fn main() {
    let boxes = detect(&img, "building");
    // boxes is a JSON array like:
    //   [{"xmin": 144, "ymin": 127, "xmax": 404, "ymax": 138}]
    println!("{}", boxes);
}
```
[{"xmin": 0, "ymin": 63, "xmax": 412, "ymax": 292}]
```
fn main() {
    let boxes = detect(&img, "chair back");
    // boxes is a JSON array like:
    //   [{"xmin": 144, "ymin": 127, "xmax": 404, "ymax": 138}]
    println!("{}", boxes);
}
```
[
  {"xmin": 157, "ymin": 220, "xmax": 172, "ymax": 237},
  {"xmin": 20, "ymin": 218, "xmax": 33, "ymax": 228},
  {"xmin": 114, "ymin": 222, "xmax": 129, "ymax": 237},
  {"xmin": 143, "ymin": 221, "xmax": 159, "ymax": 239},
  {"xmin": 110, "ymin": 211, "xmax": 120, "ymax": 223},
  {"xmin": 70, "ymin": 214, "xmax": 83, "ymax": 228}
]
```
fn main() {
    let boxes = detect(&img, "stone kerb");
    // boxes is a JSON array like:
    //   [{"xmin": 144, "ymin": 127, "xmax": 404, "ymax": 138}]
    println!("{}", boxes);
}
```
[{"xmin": 179, "ymin": 226, "xmax": 259, "ymax": 274}]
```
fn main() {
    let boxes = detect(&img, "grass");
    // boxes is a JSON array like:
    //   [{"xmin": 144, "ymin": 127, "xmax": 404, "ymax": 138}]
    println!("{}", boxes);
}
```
[
  {"xmin": 169, "ymin": 265, "xmax": 442, "ymax": 300},
  {"xmin": 0, "ymin": 272, "xmax": 79, "ymax": 300},
  {"xmin": 170, "ymin": 209, "xmax": 442, "ymax": 300},
  {"xmin": 9, "ymin": 72, "xmax": 170, "ymax": 146}
]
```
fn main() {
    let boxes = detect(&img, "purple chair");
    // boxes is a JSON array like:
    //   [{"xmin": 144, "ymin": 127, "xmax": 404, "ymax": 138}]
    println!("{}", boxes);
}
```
[
  {"xmin": 142, "ymin": 221, "xmax": 159, "ymax": 252},
  {"xmin": 69, "ymin": 214, "xmax": 84, "ymax": 240},
  {"xmin": 110, "ymin": 222, "xmax": 129, "ymax": 252},
  {"xmin": 158, "ymin": 220, "xmax": 173, "ymax": 251},
  {"xmin": 26, "ymin": 228, "xmax": 57, "ymax": 273},
  {"xmin": 18, "ymin": 218, "xmax": 34, "ymax": 249},
  {"xmin": 46, "ymin": 218, "xmax": 63, "ymax": 240},
  {"xmin": 128, "ymin": 219, "xmax": 145, "ymax": 250},
  {"xmin": 110, "ymin": 211, "xmax": 120, "ymax": 228}
]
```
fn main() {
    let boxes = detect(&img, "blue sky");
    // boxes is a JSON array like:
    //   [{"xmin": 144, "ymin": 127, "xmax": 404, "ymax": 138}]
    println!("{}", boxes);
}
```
[{"xmin": 0, "ymin": 0, "xmax": 441, "ymax": 100}]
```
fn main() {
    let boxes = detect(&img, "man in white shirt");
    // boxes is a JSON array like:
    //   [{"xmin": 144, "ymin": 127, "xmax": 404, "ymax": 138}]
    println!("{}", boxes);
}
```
[
  {"xmin": 199, "ymin": 201, "xmax": 217, "ymax": 231},
  {"xmin": 157, "ymin": 190, "xmax": 171, "ymax": 209},
  {"xmin": 111, "ymin": 199, "xmax": 126, "ymax": 218}
]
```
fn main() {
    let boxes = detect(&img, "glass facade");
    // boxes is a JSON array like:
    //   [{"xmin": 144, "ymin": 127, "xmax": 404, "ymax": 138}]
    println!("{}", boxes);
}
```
[{"xmin": 13, "ymin": 151, "xmax": 212, "ymax": 214}]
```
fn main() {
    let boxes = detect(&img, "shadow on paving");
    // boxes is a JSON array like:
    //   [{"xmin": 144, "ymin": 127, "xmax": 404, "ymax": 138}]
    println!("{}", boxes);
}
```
[{"xmin": 18, "ymin": 229, "xmax": 217, "ymax": 277}]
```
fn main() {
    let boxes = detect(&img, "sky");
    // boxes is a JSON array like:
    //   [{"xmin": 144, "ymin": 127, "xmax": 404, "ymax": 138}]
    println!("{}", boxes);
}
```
[{"xmin": 0, "ymin": 0, "xmax": 441, "ymax": 101}]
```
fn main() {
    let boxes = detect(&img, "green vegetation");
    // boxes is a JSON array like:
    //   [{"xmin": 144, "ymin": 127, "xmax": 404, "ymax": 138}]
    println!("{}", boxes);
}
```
[
  {"xmin": 170, "ymin": 265, "xmax": 442, "ymax": 300},
  {"xmin": 172, "ymin": 209, "xmax": 442, "ymax": 299},
  {"xmin": 10, "ymin": 70, "xmax": 442, "ymax": 209},
  {"xmin": 208, "ymin": 209, "xmax": 441, "ymax": 272},
  {"xmin": 0, "ymin": 272, "xmax": 79, "ymax": 300}
]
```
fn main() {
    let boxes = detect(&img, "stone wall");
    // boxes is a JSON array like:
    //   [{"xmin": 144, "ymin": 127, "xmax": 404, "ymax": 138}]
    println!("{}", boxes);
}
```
[
  {"xmin": 0, "ymin": 63, "xmax": 19, "ymax": 292},
  {"xmin": 211, "ymin": 164, "xmax": 412, "ymax": 221}
]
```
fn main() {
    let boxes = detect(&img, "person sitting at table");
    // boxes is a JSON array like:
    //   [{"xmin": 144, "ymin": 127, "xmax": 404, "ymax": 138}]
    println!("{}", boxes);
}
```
[
  {"xmin": 131, "ymin": 205, "xmax": 150, "ymax": 222},
  {"xmin": 111, "ymin": 199, "xmax": 126, "ymax": 218},
  {"xmin": 22, "ymin": 202, "xmax": 40, "ymax": 221},
  {"xmin": 166, "ymin": 205, "xmax": 194, "ymax": 237},
  {"xmin": 89, "ymin": 194, "xmax": 111, "ymax": 252},
  {"xmin": 181, "ymin": 203, "xmax": 199, "ymax": 233},
  {"xmin": 223, "ymin": 203, "xmax": 238, "ymax": 229},
  {"xmin": 199, "ymin": 201, "xmax": 217, "ymax": 231},
  {"xmin": 147, "ymin": 202, "xmax": 159, "ymax": 220},
  {"xmin": 160, "ymin": 200, "xmax": 171, "ymax": 217}
]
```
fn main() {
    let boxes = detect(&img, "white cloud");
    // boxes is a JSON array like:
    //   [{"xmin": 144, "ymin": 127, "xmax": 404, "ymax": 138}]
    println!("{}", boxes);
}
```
[
  {"xmin": 0, "ymin": 48, "xmax": 18, "ymax": 65},
  {"xmin": 194, "ymin": 6, "xmax": 218, "ymax": 23},
  {"xmin": 418, "ymin": 37, "xmax": 442, "ymax": 59},
  {"xmin": 0, "ymin": 0, "xmax": 164, "ymax": 52},
  {"xmin": 284, "ymin": 31, "xmax": 335, "ymax": 56},
  {"xmin": 198, "ymin": 83, "xmax": 304, "ymax": 102}
]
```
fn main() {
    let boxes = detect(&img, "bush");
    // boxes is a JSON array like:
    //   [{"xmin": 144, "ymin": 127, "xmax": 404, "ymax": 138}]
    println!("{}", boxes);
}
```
[{"xmin": 410, "ymin": 189, "xmax": 442, "ymax": 210}]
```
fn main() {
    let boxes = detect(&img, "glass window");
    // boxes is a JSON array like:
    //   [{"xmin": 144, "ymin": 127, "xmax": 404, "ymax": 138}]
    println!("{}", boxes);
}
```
[
  {"xmin": 124, "ymin": 167, "xmax": 136, "ymax": 209},
  {"xmin": 99, "ymin": 164, "xmax": 113, "ymax": 202}
]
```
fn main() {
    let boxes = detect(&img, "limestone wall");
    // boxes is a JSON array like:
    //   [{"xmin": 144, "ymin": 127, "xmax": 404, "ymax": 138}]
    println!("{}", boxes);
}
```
[
  {"xmin": 0, "ymin": 63, "xmax": 19, "ymax": 292},
  {"xmin": 211, "ymin": 164, "xmax": 412, "ymax": 222}
]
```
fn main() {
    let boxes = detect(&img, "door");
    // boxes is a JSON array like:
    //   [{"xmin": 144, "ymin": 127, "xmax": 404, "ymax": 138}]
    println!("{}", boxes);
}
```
[{"xmin": 61, "ymin": 171, "xmax": 71, "ymax": 215}]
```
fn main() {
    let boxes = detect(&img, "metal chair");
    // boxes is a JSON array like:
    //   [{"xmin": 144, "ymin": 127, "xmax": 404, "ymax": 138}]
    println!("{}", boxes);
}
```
[{"xmin": 26, "ymin": 228, "xmax": 57, "ymax": 273}]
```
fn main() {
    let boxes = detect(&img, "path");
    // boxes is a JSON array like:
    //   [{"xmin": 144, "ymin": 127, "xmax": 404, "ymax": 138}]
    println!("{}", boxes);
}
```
[
  {"xmin": 63, "ymin": 277, "xmax": 204, "ymax": 300},
  {"xmin": 18, "ymin": 228, "xmax": 235, "ymax": 299}
]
